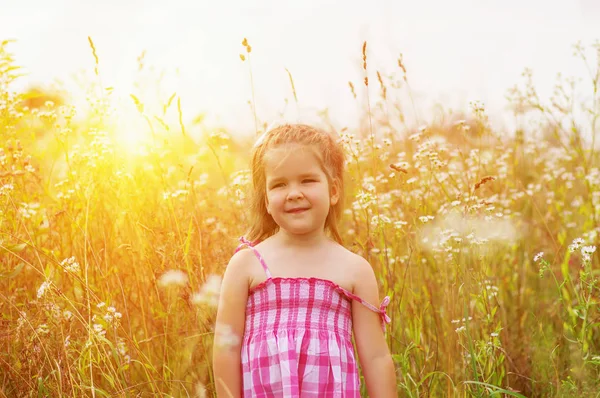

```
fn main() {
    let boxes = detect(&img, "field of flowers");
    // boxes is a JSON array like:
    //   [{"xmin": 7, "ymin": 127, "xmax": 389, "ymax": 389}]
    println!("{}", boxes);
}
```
[{"xmin": 1, "ymin": 38, "xmax": 599, "ymax": 397}]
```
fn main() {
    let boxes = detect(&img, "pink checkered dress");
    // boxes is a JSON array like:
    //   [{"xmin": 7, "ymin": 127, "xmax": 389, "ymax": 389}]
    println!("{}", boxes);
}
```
[{"xmin": 236, "ymin": 237, "xmax": 391, "ymax": 397}]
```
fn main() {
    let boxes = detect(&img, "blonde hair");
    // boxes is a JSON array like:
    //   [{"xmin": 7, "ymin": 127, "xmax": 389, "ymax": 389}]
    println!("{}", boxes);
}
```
[{"xmin": 246, "ymin": 124, "xmax": 345, "ymax": 244}]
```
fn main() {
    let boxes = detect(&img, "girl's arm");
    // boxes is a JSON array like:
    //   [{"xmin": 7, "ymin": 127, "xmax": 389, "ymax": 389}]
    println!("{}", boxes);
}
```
[
  {"xmin": 213, "ymin": 249, "xmax": 252, "ymax": 398},
  {"xmin": 351, "ymin": 257, "xmax": 397, "ymax": 397}
]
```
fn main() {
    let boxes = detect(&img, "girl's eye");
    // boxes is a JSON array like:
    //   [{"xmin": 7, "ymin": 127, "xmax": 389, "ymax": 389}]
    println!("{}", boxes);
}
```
[
  {"xmin": 271, "ymin": 183, "xmax": 284, "ymax": 189},
  {"xmin": 303, "ymin": 179, "xmax": 316, "ymax": 183}
]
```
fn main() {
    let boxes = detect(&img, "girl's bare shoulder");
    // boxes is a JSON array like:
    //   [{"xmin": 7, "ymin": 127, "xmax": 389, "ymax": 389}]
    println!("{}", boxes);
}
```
[
  {"xmin": 226, "ymin": 245, "xmax": 261, "ymax": 276},
  {"xmin": 329, "ymin": 242, "xmax": 373, "ymax": 275}
]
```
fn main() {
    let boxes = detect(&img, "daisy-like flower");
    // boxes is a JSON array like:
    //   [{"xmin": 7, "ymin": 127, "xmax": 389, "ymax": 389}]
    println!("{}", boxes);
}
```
[
  {"xmin": 569, "ymin": 238, "xmax": 585, "ymax": 252},
  {"xmin": 533, "ymin": 252, "xmax": 544, "ymax": 262},
  {"xmin": 581, "ymin": 245, "xmax": 596, "ymax": 255}
]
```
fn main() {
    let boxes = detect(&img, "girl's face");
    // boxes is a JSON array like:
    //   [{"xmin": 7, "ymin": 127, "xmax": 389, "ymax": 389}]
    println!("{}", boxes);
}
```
[{"xmin": 264, "ymin": 144, "xmax": 339, "ymax": 238}]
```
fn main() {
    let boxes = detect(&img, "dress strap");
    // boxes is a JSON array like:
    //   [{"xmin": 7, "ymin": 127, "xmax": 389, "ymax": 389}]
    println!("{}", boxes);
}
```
[
  {"xmin": 234, "ymin": 236, "xmax": 272, "ymax": 279},
  {"xmin": 338, "ymin": 288, "xmax": 391, "ymax": 332}
]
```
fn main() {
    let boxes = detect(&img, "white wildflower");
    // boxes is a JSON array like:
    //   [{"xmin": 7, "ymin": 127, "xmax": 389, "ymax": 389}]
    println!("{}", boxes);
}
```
[
  {"xmin": 0, "ymin": 183, "xmax": 14, "ymax": 196},
  {"xmin": 117, "ymin": 338, "xmax": 128, "ymax": 356},
  {"xmin": 37, "ymin": 281, "xmax": 51, "ymax": 299},
  {"xmin": 63, "ymin": 310, "xmax": 73, "ymax": 321},
  {"xmin": 61, "ymin": 256, "xmax": 80, "ymax": 273},
  {"xmin": 393, "ymin": 221, "xmax": 407, "ymax": 230},
  {"xmin": 408, "ymin": 132, "xmax": 421, "ymax": 141},
  {"xmin": 93, "ymin": 323, "xmax": 106, "ymax": 337},
  {"xmin": 18, "ymin": 202, "xmax": 39, "ymax": 219},
  {"xmin": 581, "ymin": 246, "xmax": 596, "ymax": 255},
  {"xmin": 192, "ymin": 275, "xmax": 222, "ymax": 308},
  {"xmin": 195, "ymin": 382, "xmax": 207, "ymax": 398},
  {"xmin": 17, "ymin": 312, "xmax": 27, "ymax": 329},
  {"xmin": 158, "ymin": 270, "xmax": 188, "ymax": 287},
  {"xmin": 214, "ymin": 324, "xmax": 241, "ymax": 350},
  {"xmin": 569, "ymin": 238, "xmax": 585, "ymax": 252},
  {"xmin": 533, "ymin": 252, "xmax": 544, "ymax": 262}
]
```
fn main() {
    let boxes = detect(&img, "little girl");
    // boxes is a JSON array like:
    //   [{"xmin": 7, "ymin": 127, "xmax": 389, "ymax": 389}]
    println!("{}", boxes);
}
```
[{"xmin": 213, "ymin": 124, "xmax": 396, "ymax": 397}]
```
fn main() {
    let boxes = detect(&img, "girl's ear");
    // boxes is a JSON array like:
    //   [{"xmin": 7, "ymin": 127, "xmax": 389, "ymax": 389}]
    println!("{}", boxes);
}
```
[
  {"xmin": 265, "ymin": 197, "xmax": 271, "ymax": 214},
  {"xmin": 330, "ymin": 179, "xmax": 340, "ymax": 206}
]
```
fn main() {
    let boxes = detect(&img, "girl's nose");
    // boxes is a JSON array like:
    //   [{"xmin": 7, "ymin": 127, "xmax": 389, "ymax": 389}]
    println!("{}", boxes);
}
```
[{"xmin": 286, "ymin": 188, "xmax": 303, "ymax": 200}]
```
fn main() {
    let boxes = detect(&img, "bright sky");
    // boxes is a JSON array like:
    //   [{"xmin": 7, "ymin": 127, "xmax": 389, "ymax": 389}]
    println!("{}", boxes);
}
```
[{"xmin": 1, "ymin": 0, "xmax": 599, "ymax": 136}]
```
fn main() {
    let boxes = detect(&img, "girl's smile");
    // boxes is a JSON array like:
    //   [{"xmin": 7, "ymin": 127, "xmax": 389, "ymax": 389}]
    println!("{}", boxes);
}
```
[{"xmin": 286, "ymin": 207, "xmax": 309, "ymax": 214}]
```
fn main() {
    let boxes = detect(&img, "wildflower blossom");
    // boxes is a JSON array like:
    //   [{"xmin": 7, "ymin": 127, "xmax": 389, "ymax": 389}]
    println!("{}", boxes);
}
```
[
  {"xmin": 63, "ymin": 310, "xmax": 73, "ymax": 321},
  {"xmin": 17, "ymin": 312, "xmax": 27, "ymax": 330},
  {"xmin": 192, "ymin": 275, "xmax": 222, "ymax": 307},
  {"xmin": 214, "ymin": 324, "xmax": 241, "ymax": 349},
  {"xmin": 0, "ymin": 183, "xmax": 14, "ymax": 196},
  {"xmin": 569, "ymin": 238, "xmax": 585, "ymax": 252},
  {"xmin": 582, "ymin": 245, "xmax": 596, "ymax": 262},
  {"xmin": 533, "ymin": 252, "xmax": 544, "ymax": 262},
  {"xmin": 18, "ymin": 202, "xmax": 40, "ymax": 219},
  {"xmin": 37, "ymin": 281, "xmax": 51, "ymax": 299},
  {"xmin": 581, "ymin": 246, "xmax": 596, "ymax": 255},
  {"xmin": 195, "ymin": 382, "xmax": 207, "ymax": 398},
  {"xmin": 61, "ymin": 256, "xmax": 80, "ymax": 273},
  {"xmin": 93, "ymin": 323, "xmax": 106, "ymax": 337},
  {"xmin": 158, "ymin": 270, "xmax": 188, "ymax": 287}
]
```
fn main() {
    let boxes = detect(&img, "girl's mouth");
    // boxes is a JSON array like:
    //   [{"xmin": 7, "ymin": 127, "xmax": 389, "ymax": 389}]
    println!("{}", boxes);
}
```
[{"xmin": 287, "ymin": 208, "xmax": 308, "ymax": 213}]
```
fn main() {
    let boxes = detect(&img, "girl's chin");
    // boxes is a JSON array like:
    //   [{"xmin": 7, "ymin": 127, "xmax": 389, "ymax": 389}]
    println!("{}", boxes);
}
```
[{"xmin": 278, "ymin": 226, "xmax": 323, "ymax": 237}]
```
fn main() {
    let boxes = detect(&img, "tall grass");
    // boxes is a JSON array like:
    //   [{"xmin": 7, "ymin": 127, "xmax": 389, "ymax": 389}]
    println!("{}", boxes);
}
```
[{"xmin": 1, "ymin": 38, "xmax": 599, "ymax": 397}]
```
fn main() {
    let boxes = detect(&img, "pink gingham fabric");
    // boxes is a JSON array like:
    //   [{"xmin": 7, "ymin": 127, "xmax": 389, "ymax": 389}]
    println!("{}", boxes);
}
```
[{"xmin": 236, "ymin": 237, "xmax": 390, "ymax": 397}]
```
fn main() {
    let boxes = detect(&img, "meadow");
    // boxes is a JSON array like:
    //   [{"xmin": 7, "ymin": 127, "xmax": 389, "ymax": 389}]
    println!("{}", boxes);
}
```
[{"xmin": 1, "ymin": 38, "xmax": 599, "ymax": 397}]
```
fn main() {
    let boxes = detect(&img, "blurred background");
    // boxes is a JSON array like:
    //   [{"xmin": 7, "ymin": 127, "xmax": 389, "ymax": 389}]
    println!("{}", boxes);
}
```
[
  {"xmin": 2, "ymin": 0, "xmax": 600, "ymax": 135},
  {"xmin": 2, "ymin": 2, "xmax": 600, "ymax": 396}
]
